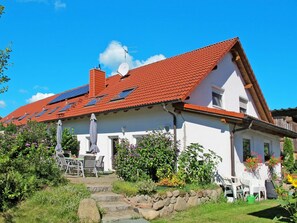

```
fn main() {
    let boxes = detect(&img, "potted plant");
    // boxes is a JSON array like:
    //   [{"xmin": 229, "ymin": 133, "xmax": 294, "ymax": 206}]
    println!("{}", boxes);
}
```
[{"xmin": 244, "ymin": 152, "xmax": 262, "ymax": 173}]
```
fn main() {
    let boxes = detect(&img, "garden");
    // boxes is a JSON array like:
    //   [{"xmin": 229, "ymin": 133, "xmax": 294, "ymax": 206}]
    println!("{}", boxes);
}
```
[{"xmin": 1, "ymin": 121, "xmax": 297, "ymax": 222}]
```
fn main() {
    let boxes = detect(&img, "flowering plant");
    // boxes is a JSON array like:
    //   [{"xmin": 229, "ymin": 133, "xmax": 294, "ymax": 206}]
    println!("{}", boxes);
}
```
[
  {"xmin": 266, "ymin": 155, "xmax": 282, "ymax": 168},
  {"xmin": 275, "ymin": 174, "xmax": 297, "ymax": 222},
  {"xmin": 244, "ymin": 152, "xmax": 262, "ymax": 172}
]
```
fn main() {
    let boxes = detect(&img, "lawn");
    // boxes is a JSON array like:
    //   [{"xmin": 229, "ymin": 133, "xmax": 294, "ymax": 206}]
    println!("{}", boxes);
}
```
[{"xmin": 152, "ymin": 199, "xmax": 289, "ymax": 223}]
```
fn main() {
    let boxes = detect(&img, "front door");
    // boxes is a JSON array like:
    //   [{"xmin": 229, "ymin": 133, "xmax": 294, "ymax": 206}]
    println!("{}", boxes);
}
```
[{"xmin": 111, "ymin": 137, "xmax": 119, "ymax": 170}]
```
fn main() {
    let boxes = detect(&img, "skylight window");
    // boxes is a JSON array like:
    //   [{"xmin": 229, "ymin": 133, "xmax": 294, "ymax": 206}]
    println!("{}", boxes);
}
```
[
  {"xmin": 111, "ymin": 88, "xmax": 135, "ymax": 101},
  {"xmin": 36, "ymin": 109, "xmax": 49, "ymax": 117},
  {"xmin": 28, "ymin": 112, "xmax": 38, "ymax": 119},
  {"xmin": 18, "ymin": 113, "xmax": 29, "ymax": 121},
  {"xmin": 85, "ymin": 95, "xmax": 105, "ymax": 107},
  {"xmin": 48, "ymin": 106, "xmax": 60, "ymax": 114},
  {"xmin": 59, "ymin": 103, "xmax": 74, "ymax": 112}
]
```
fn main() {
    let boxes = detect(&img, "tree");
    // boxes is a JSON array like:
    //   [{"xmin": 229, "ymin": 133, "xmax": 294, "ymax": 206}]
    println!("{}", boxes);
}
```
[
  {"xmin": 283, "ymin": 137, "xmax": 295, "ymax": 173},
  {"xmin": 0, "ymin": 5, "xmax": 12, "ymax": 94}
]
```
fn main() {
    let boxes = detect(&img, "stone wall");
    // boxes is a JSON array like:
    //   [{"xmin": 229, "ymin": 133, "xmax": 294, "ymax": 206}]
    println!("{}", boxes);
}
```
[{"xmin": 125, "ymin": 187, "xmax": 222, "ymax": 220}]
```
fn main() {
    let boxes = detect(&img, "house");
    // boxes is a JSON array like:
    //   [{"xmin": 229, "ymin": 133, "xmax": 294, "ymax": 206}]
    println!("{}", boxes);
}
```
[
  {"xmin": 271, "ymin": 107, "xmax": 297, "ymax": 158},
  {"xmin": 2, "ymin": 37, "xmax": 297, "ymax": 181}
]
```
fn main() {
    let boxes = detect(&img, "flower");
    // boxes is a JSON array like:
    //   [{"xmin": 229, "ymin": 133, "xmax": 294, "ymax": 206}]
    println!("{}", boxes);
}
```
[
  {"xmin": 292, "ymin": 179, "xmax": 297, "ymax": 188},
  {"xmin": 287, "ymin": 174, "xmax": 293, "ymax": 183},
  {"xmin": 267, "ymin": 155, "xmax": 282, "ymax": 168},
  {"xmin": 244, "ymin": 152, "xmax": 262, "ymax": 172}
]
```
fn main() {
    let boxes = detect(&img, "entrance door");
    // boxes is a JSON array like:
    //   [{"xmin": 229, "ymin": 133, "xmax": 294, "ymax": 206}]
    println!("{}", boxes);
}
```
[{"xmin": 111, "ymin": 137, "xmax": 119, "ymax": 170}]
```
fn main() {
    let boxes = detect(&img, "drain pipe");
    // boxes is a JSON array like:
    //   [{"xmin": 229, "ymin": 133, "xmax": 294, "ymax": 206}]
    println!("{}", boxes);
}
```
[
  {"xmin": 230, "ymin": 120, "xmax": 253, "ymax": 176},
  {"xmin": 162, "ymin": 103, "xmax": 178, "ymax": 170}
]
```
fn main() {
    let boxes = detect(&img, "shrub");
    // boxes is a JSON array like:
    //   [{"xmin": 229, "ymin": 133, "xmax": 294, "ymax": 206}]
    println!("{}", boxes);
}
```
[
  {"xmin": 178, "ymin": 143, "xmax": 222, "ymax": 185},
  {"xmin": 61, "ymin": 128, "xmax": 80, "ymax": 156},
  {"xmin": 283, "ymin": 137, "xmax": 295, "ymax": 173},
  {"xmin": 137, "ymin": 179, "xmax": 156, "ymax": 195},
  {"xmin": 0, "ymin": 121, "xmax": 66, "ymax": 211},
  {"xmin": 157, "ymin": 174, "xmax": 185, "ymax": 187},
  {"xmin": 115, "ymin": 131, "xmax": 176, "ymax": 182}
]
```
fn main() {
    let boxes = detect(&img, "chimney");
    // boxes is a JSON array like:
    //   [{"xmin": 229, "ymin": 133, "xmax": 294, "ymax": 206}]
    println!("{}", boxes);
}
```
[{"xmin": 89, "ymin": 68, "xmax": 105, "ymax": 98}]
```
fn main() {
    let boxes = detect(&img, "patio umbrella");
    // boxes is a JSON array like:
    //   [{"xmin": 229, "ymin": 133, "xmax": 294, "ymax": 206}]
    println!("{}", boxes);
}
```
[
  {"xmin": 55, "ymin": 120, "xmax": 63, "ymax": 152},
  {"xmin": 89, "ymin": 113, "xmax": 100, "ymax": 154}
]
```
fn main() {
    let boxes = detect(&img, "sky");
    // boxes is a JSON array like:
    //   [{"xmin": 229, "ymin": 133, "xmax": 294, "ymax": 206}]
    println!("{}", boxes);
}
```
[{"xmin": 0, "ymin": 0, "xmax": 296, "ymax": 117}]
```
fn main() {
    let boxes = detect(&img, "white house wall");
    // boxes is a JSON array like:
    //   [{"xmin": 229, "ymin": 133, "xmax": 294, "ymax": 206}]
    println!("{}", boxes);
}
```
[
  {"xmin": 186, "ymin": 53, "xmax": 260, "ymax": 118},
  {"xmin": 177, "ymin": 111, "xmax": 232, "ymax": 178},
  {"xmin": 62, "ymin": 105, "xmax": 175, "ymax": 171},
  {"xmin": 234, "ymin": 129, "xmax": 281, "ymax": 180}
]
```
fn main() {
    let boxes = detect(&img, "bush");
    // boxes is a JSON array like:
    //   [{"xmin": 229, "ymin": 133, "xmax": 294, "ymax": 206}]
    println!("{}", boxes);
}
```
[
  {"xmin": 178, "ymin": 143, "xmax": 222, "ymax": 185},
  {"xmin": 115, "ymin": 131, "xmax": 177, "ymax": 182},
  {"xmin": 157, "ymin": 174, "xmax": 185, "ymax": 187},
  {"xmin": 61, "ymin": 128, "xmax": 79, "ymax": 156},
  {"xmin": 283, "ymin": 137, "xmax": 295, "ymax": 173},
  {"xmin": 137, "ymin": 179, "xmax": 156, "ymax": 195},
  {"xmin": 0, "ymin": 121, "xmax": 66, "ymax": 211}
]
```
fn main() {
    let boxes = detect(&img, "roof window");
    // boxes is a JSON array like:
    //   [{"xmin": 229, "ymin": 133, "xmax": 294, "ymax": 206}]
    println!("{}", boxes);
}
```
[
  {"xmin": 36, "ymin": 109, "xmax": 49, "ymax": 117},
  {"xmin": 18, "ymin": 113, "xmax": 29, "ymax": 121},
  {"xmin": 59, "ymin": 103, "xmax": 74, "ymax": 112},
  {"xmin": 85, "ymin": 95, "xmax": 106, "ymax": 107},
  {"xmin": 48, "ymin": 106, "xmax": 60, "ymax": 114},
  {"xmin": 111, "ymin": 88, "xmax": 135, "ymax": 101}
]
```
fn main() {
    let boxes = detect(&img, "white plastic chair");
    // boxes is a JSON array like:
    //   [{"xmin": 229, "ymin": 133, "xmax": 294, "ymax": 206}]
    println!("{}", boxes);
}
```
[{"xmin": 240, "ymin": 178, "xmax": 266, "ymax": 200}]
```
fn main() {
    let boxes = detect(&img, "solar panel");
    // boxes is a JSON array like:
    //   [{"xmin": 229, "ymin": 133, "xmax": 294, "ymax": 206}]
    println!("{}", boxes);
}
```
[
  {"xmin": 111, "ymin": 88, "xmax": 135, "ymax": 101},
  {"xmin": 35, "ymin": 109, "xmax": 48, "ymax": 117},
  {"xmin": 48, "ymin": 85, "xmax": 89, "ymax": 104},
  {"xmin": 59, "ymin": 103, "xmax": 74, "ymax": 112}
]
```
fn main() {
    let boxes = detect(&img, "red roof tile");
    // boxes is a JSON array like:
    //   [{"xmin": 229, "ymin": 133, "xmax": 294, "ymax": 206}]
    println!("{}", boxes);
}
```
[{"xmin": 1, "ymin": 38, "xmax": 248, "ymax": 125}]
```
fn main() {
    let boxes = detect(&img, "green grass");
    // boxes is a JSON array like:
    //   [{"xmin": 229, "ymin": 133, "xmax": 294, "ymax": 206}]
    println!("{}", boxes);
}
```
[
  {"xmin": 1, "ymin": 184, "xmax": 91, "ymax": 223},
  {"xmin": 152, "ymin": 199, "xmax": 289, "ymax": 223},
  {"xmin": 112, "ymin": 180, "xmax": 138, "ymax": 196}
]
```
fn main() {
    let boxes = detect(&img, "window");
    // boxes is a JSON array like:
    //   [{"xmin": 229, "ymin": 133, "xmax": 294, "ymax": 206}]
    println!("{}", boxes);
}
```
[
  {"xmin": 212, "ymin": 87, "xmax": 224, "ymax": 108},
  {"xmin": 239, "ymin": 97, "xmax": 248, "ymax": 114},
  {"xmin": 264, "ymin": 142, "xmax": 271, "ymax": 162},
  {"xmin": 48, "ymin": 106, "xmax": 60, "ymax": 114},
  {"xmin": 59, "ymin": 103, "xmax": 74, "ymax": 112},
  {"xmin": 18, "ymin": 113, "xmax": 28, "ymax": 121},
  {"xmin": 85, "ymin": 95, "xmax": 105, "ymax": 107},
  {"xmin": 111, "ymin": 88, "xmax": 135, "ymax": 101},
  {"xmin": 243, "ymin": 138, "xmax": 251, "ymax": 161},
  {"xmin": 35, "ymin": 109, "xmax": 48, "ymax": 117}
]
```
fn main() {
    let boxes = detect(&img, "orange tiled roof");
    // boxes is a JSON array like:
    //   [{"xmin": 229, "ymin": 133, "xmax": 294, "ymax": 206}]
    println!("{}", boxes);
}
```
[{"xmin": 1, "ymin": 38, "xmax": 247, "ymax": 125}]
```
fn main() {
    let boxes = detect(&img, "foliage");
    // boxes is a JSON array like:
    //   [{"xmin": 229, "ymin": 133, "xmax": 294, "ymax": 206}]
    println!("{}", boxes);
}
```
[
  {"xmin": 0, "ymin": 5, "xmax": 12, "ymax": 94},
  {"xmin": 157, "ymin": 174, "xmax": 185, "ymax": 188},
  {"xmin": 178, "ymin": 143, "xmax": 222, "ymax": 185},
  {"xmin": 61, "ymin": 128, "xmax": 80, "ymax": 156},
  {"xmin": 112, "ymin": 180, "xmax": 138, "ymax": 197},
  {"xmin": 283, "ymin": 137, "xmax": 295, "ymax": 173},
  {"xmin": 275, "ymin": 174, "xmax": 297, "ymax": 222},
  {"xmin": 1, "ymin": 184, "xmax": 90, "ymax": 223},
  {"xmin": 137, "ymin": 179, "xmax": 157, "ymax": 195},
  {"xmin": 266, "ymin": 155, "xmax": 282, "ymax": 168},
  {"xmin": 0, "ymin": 121, "xmax": 66, "ymax": 211},
  {"xmin": 244, "ymin": 151, "xmax": 262, "ymax": 172},
  {"xmin": 115, "ymin": 131, "xmax": 176, "ymax": 182}
]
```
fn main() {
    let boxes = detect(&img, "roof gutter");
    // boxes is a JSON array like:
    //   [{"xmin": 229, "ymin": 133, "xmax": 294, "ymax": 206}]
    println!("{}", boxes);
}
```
[{"xmin": 162, "ymin": 103, "xmax": 178, "ymax": 171}]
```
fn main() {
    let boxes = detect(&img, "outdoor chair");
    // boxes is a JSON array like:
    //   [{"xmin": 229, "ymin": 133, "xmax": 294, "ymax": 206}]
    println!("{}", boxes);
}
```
[
  {"xmin": 241, "ymin": 178, "xmax": 267, "ymax": 200},
  {"xmin": 78, "ymin": 155, "xmax": 98, "ymax": 178},
  {"xmin": 95, "ymin": 155, "xmax": 105, "ymax": 172},
  {"xmin": 56, "ymin": 152, "xmax": 79, "ymax": 175},
  {"xmin": 220, "ymin": 176, "xmax": 244, "ymax": 201}
]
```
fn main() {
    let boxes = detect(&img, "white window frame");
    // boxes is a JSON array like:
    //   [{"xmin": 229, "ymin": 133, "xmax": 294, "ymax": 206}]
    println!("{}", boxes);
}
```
[
  {"xmin": 212, "ymin": 86, "xmax": 224, "ymax": 109},
  {"xmin": 239, "ymin": 97, "xmax": 248, "ymax": 114},
  {"xmin": 133, "ymin": 134, "xmax": 147, "ymax": 145}
]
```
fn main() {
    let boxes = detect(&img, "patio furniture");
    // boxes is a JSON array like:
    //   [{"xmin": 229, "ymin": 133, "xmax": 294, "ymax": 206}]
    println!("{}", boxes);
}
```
[
  {"xmin": 241, "ymin": 178, "xmax": 267, "ymax": 201},
  {"xmin": 218, "ymin": 175, "xmax": 244, "ymax": 201},
  {"xmin": 78, "ymin": 155, "xmax": 98, "ymax": 178},
  {"xmin": 95, "ymin": 155, "xmax": 105, "ymax": 172},
  {"xmin": 56, "ymin": 152, "xmax": 80, "ymax": 175}
]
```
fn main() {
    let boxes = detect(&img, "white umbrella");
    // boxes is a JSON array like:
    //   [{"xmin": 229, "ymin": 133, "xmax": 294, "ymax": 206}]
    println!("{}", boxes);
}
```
[
  {"xmin": 89, "ymin": 113, "xmax": 99, "ymax": 154},
  {"xmin": 55, "ymin": 120, "xmax": 63, "ymax": 152}
]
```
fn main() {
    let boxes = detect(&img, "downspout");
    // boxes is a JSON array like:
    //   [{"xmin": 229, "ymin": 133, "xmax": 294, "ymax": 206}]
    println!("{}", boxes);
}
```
[
  {"xmin": 162, "ymin": 103, "xmax": 177, "ymax": 170},
  {"xmin": 230, "ymin": 120, "xmax": 253, "ymax": 176}
]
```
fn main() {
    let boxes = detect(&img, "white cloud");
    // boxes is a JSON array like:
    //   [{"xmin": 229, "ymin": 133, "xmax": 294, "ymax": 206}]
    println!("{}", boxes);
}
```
[
  {"xmin": 19, "ymin": 89, "xmax": 28, "ymax": 94},
  {"xmin": 0, "ymin": 100, "xmax": 6, "ymax": 108},
  {"xmin": 26, "ymin": 92, "xmax": 54, "ymax": 103},
  {"xmin": 34, "ymin": 85, "xmax": 49, "ymax": 91},
  {"xmin": 99, "ymin": 41, "xmax": 166, "ymax": 75},
  {"xmin": 54, "ymin": 0, "xmax": 66, "ymax": 10}
]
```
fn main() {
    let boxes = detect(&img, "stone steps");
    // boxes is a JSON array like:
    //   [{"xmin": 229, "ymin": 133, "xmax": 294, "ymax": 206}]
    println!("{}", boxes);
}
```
[
  {"xmin": 87, "ymin": 185, "xmax": 112, "ymax": 192},
  {"xmin": 101, "ymin": 209, "xmax": 143, "ymax": 223},
  {"xmin": 91, "ymin": 192, "xmax": 123, "ymax": 202},
  {"xmin": 100, "ymin": 201, "xmax": 132, "ymax": 212}
]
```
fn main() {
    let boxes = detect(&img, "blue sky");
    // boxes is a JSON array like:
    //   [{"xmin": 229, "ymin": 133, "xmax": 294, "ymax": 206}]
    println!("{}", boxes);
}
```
[{"xmin": 0, "ymin": 0, "xmax": 296, "ymax": 117}]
